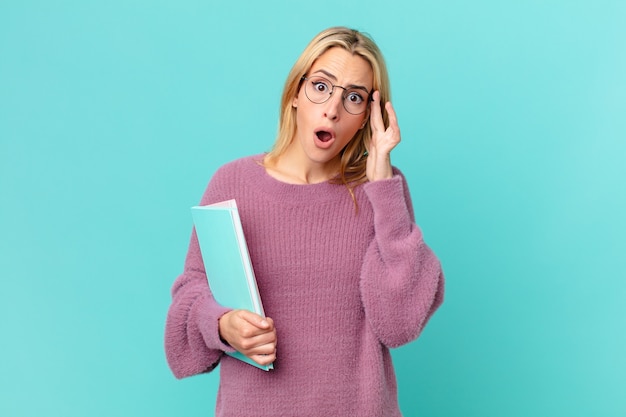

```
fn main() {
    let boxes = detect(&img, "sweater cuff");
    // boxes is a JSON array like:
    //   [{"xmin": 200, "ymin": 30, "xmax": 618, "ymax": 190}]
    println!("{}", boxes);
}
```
[
  {"xmin": 197, "ymin": 298, "xmax": 237, "ymax": 353},
  {"xmin": 363, "ymin": 175, "xmax": 417, "ymax": 240}
]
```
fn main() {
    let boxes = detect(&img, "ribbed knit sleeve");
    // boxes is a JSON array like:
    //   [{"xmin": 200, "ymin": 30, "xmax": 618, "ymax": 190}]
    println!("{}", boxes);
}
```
[{"xmin": 359, "ymin": 171, "xmax": 445, "ymax": 348}]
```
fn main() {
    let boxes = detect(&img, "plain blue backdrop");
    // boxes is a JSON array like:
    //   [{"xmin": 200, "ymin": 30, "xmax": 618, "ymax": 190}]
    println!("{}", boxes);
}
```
[{"xmin": 1, "ymin": 1, "xmax": 625, "ymax": 416}]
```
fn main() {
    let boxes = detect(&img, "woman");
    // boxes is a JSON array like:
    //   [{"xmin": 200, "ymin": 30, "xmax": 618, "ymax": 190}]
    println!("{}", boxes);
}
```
[{"xmin": 165, "ymin": 26, "xmax": 444, "ymax": 416}]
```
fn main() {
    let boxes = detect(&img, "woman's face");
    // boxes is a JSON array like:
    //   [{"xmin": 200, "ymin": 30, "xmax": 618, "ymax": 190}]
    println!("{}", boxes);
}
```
[{"xmin": 290, "ymin": 47, "xmax": 373, "ymax": 172}]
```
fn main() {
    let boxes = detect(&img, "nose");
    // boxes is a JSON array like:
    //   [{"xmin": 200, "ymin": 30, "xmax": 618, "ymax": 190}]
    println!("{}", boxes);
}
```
[{"xmin": 323, "ymin": 89, "xmax": 343, "ymax": 120}]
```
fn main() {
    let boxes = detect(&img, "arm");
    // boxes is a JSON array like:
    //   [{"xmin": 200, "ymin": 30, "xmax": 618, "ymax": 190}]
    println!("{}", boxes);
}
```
[
  {"xmin": 360, "ymin": 93, "xmax": 444, "ymax": 347},
  {"xmin": 164, "ymin": 165, "xmax": 277, "ymax": 377},
  {"xmin": 360, "ymin": 172, "xmax": 445, "ymax": 348},
  {"xmin": 164, "ymin": 227, "xmax": 235, "ymax": 379}
]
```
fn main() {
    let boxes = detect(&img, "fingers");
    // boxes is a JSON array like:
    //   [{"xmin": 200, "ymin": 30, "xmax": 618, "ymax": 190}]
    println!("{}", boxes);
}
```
[
  {"xmin": 237, "ymin": 331, "xmax": 276, "ymax": 353},
  {"xmin": 385, "ymin": 101, "xmax": 399, "ymax": 131},
  {"xmin": 241, "ymin": 325, "xmax": 277, "ymax": 366},
  {"xmin": 221, "ymin": 310, "xmax": 275, "ymax": 339},
  {"xmin": 250, "ymin": 351, "xmax": 277, "ymax": 366},
  {"xmin": 369, "ymin": 90, "xmax": 385, "ymax": 133},
  {"xmin": 365, "ymin": 91, "xmax": 401, "ymax": 182},
  {"xmin": 218, "ymin": 310, "xmax": 277, "ymax": 364},
  {"xmin": 237, "ymin": 309, "xmax": 273, "ymax": 330},
  {"xmin": 370, "ymin": 91, "xmax": 400, "ymax": 134}
]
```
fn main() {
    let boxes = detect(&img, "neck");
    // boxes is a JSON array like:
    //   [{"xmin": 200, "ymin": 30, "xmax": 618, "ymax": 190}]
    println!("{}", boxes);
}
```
[{"xmin": 265, "ymin": 147, "xmax": 340, "ymax": 185}]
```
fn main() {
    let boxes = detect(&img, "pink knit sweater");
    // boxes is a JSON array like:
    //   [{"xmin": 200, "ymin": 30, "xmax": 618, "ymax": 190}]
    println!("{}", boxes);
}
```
[{"xmin": 165, "ymin": 155, "xmax": 444, "ymax": 416}]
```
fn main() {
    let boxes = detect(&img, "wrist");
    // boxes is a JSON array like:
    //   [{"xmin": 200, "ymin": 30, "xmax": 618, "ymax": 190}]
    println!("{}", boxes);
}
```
[
  {"xmin": 217, "ymin": 311, "xmax": 233, "ymax": 347},
  {"xmin": 368, "ymin": 161, "xmax": 393, "ymax": 181}
]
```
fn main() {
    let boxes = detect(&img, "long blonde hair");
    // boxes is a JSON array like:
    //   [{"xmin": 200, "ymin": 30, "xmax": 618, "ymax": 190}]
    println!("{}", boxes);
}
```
[{"xmin": 265, "ymin": 27, "xmax": 391, "ymax": 190}]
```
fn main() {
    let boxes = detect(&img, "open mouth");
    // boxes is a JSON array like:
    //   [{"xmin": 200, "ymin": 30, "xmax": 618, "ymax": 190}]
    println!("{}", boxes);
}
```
[{"xmin": 315, "ymin": 130, "xmax": 334, "ymax": 143}]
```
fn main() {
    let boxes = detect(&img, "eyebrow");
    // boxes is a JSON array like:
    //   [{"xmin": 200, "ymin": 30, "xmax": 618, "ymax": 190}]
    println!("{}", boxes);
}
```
[{"xmin": 312, "ymin": 69, "xmax": 370, "ymax": 92}]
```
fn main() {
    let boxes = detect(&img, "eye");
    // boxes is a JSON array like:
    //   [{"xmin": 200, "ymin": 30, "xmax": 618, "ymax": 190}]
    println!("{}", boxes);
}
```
[
  {"xmin": 345, "ymin": 91, "xmax": 364, "ymax": 104},
  {"xmin": 311, "ymin": 79, "xmax": 330, "ymax": 93}
]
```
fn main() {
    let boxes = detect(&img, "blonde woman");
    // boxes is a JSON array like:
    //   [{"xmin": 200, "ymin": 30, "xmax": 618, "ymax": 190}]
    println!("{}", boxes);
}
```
[{"xmin": 165, "ymin": 26, "xmax": 444, "ymax": 417}]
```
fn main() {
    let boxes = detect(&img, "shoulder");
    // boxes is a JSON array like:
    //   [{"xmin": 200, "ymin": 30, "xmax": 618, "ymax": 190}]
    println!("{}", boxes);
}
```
[
  {"xmin": 211, "ymin": 154, "xmax": 265, "ymax": 179},
  {"xmin": 207, "ymin": 154, "xmax": 266, "ymax": 188},
  {"xmin": 200, "ymin": 154, "xmax": 266, "ymax": 204}
]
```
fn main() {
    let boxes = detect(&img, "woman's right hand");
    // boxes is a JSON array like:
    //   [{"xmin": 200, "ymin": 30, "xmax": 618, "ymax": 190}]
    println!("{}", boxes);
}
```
[{"xmin": 218, "ymin": 309, "xmax": 277, "ymax": 366}]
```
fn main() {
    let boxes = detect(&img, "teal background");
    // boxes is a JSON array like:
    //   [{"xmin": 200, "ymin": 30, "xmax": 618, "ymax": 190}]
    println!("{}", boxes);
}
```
[{"xmin": 1, "ymin": 0, "xmax": 624, "ymax": 416}]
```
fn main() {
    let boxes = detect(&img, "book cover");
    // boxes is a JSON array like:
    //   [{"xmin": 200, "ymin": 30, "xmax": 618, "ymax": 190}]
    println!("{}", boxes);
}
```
[{"xmin": 191, "ymin": 199, "xmax": 273, "ymax": 371}]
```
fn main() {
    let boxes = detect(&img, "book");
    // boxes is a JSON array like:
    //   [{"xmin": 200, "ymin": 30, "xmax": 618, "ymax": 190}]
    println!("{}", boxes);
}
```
[{"xmin": 191, "ymin": 199, "xmax": 273, "ymax": 371}]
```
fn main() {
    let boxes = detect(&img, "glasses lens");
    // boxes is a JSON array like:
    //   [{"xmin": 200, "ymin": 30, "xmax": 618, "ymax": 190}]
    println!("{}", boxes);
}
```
[
  {"xmin": 305, "ymin": 76, "xmax": 331, "ymax": 104},
  {"xmin": 343, "ymin": 89, "xmax": 367, "ymax": 115}
]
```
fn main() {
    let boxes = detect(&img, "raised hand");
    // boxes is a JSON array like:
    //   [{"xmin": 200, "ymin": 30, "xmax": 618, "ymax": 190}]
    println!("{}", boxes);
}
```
[
  {"xmin": 366, "ymin": 90, "xmax": 401, "ymax": 182},
  {"xmin": 218, "ymin": 309, "xmax": 277, "ymax": 366}
]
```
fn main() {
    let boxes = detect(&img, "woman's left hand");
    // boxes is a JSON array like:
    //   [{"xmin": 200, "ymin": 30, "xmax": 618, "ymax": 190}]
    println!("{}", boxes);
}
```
[{"xmin": 366, "ymin": 90, "xmax": 401, "ymax": 182}]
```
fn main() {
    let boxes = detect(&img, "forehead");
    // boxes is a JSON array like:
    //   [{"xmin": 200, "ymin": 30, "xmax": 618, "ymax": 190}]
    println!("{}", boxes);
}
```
[{"xmin": 309, "ymin": 47, "xmax": 373, "ymax": 88}]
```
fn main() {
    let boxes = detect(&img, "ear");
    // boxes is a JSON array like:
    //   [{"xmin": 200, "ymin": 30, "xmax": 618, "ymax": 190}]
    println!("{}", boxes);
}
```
[
  {"xmin": 359, "ymin": 115, "xmax": 369, "ymax": 130},
  {"xmin": 292, "ymin": 95, "xmax": 298, "ymax": 108}
]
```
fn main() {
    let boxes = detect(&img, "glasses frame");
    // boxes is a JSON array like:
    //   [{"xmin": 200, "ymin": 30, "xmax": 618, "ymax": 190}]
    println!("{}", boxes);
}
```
[{"xmin": 300, "ymin": 76, "xmax": 373, "ymax": 115}]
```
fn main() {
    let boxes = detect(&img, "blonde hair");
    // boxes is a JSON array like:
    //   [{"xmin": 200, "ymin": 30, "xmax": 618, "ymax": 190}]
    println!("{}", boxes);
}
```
[{"xmin": 265, "ymin": 26, "xmax": 391, "ymax": 190}]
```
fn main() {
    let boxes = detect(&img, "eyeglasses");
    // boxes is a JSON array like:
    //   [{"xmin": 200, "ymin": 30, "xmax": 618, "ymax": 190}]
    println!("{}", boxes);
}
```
[{"xmin": 301, "ymin": 76, "xmax": 372, "ymax": 115}]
